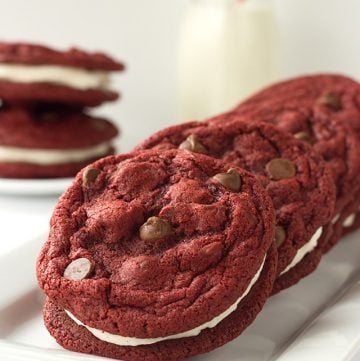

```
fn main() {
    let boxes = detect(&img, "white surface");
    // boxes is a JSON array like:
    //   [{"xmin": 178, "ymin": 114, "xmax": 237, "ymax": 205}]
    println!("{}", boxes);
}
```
[
  {"xmin": 0, "ymin": 195, "xmax": 56, "ymax": 256},
  {"xmin": 0, "ymin": 177, "xmax": 73, "ymax": 195},
  {"xmin": 0, "ymin": 233, "xmax": 359, "ymax": 361}
]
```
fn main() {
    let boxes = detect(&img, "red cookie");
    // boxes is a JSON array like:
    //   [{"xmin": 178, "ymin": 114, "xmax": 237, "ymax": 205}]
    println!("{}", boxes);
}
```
[
  {"xmin": 216, "ymin": 74, "xmax": 360, "ymax": 250},
  {"xmin": 0, "ymin": 42, "xmax": 124, "ymax": 106},
  {"xmin": 37, "ymin": 149, "xmax": 277, "ymax": 360},
  {"xmin": 136, "ymin": 119, "xmax": 336, "ymax": 293},
  {"xmin": 0, "ymin": 105, "xmax": 119, "ymax": 178}
]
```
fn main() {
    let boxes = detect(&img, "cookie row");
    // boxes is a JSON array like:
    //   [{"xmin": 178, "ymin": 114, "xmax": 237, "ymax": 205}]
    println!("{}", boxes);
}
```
[
  {"xmin": 0, "ymin": 42, "xmax": 124, "ymax": 178},
  {"xmin": 37, "ymin": 73, "xmax": 360, "ymax": 360}
]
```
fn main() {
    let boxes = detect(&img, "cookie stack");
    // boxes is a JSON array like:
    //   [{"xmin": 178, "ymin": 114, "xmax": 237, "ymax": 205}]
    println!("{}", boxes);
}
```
[
  {"xmin": 0, "ymin": 42, "xmax": 123, "ymax": 178},
  {"xmin": 37, "ymin": 73, "xmax": 360, "ymax": 361}
]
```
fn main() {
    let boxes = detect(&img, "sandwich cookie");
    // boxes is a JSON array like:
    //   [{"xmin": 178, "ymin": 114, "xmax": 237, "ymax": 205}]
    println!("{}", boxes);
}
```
[
  {"xmin": 222, "ymin": 74, "xmax": 360, "ymax": 250},
  {"xmin": 37, "ymin": 149, "xmax": 277, "ymax": 360},
  {"xmin": 136, "ymin": 119, "xmax": 336, "ymax": 293},
  {"xmin": 0, "ymin": 106, "xmax": 118, "ymax": 178},
  {"xmin": 0, "ymin": 42, "xmax": 124, "ymax": 106}
]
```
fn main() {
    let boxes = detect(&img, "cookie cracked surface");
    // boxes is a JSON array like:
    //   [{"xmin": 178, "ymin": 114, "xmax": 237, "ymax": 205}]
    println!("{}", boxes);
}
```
[{"xmin": 37, "ymin": 149, "xmax": 276, "ymax": 342}]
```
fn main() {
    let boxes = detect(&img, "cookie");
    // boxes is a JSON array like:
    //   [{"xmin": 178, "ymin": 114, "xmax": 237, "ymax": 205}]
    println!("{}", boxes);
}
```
[
  {"xmin": 0, "ymin": 105, "xmax": 118, "ymax": 178},
  {"xmin": 136, "ymin": 119, "xmax": 336, "ymax": 293},
  {"xmin": 0, "ymin": 42, "xmax": 124, "ymax": 106},
  {"xmin": 220, "ymin": 74, "xmax": 360, "ymax": 250},
  {"xmin": 37, "ymin": 149, "xmax": 277, "ymax": 360}
]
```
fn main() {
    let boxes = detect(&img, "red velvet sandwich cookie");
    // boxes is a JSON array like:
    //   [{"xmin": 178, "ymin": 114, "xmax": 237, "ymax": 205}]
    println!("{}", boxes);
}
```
[
  {"xmin": 136, "ymin": 119, "xmax": 336, "ymax": 293},
  {"xmin": 0, "ymin": 42, "xmax": 124, "ymax": 106},
  {"xmin": 0, "ymin": 105, "xmax": 118, "ymax": 178},
  {"xmin": 37, "ymin": 149, "xmax": 277, "ymax": 360},
  {"xmin": 220, "ymin": 74, "xmax": 360, "ymax": 249}
]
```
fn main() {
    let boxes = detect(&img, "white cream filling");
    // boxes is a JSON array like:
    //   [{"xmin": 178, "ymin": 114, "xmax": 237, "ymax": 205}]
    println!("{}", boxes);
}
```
[
  {"xmin": 0, "ymin": 64, "xmax": 110, "ymax": 90},
  {"xmin": 332, "ymin": 213, "xmax": 340, "ymax": 224},
  {"xmin": 280, "ymin": 227, "xmax": 322, "ymax": 276},
  {"xmin": 65, "ymin": 257, "xmax": 266, "ymax": 347},
  {"xmin": 343, "ymin": 213, "xmax": 356, "ymax": 227},
  {"xmin": 0, "ymin": 142, "xmax": 111, "ymax": 165}
]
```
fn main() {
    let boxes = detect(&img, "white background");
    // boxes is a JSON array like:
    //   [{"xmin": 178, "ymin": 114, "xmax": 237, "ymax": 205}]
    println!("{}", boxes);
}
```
[{"xmin": 0, "ymin": 0, "xmax": 358, "ymax": 151}]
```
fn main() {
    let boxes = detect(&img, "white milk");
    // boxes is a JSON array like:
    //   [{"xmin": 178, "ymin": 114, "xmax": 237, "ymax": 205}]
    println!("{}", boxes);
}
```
[{"xmin": 177, "ymin": 0, "xmax": 278, "ymax": 121}]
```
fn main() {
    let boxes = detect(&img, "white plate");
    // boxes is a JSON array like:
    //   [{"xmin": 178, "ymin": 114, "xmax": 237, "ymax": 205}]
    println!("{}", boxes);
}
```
[
  {"xmin": 0, "ymin": 233, "xmax": 359, "ymax": 361},
  {"xmin": 0, "ymin": 177, "xmax": 73, "ymax": 196}
]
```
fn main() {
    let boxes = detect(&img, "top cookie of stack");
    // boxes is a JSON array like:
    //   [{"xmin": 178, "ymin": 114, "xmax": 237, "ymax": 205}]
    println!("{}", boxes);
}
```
[
  {"xmin": 0, "ymin": 41, "xmax": 124, "ymax": 178},
  {"xmin": 0, "ymin": 42, "xmax": 124, "ymax": 106}
]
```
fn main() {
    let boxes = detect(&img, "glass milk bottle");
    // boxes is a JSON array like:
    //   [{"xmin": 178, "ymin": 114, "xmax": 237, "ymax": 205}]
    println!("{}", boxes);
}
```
[{"xmin": 177, "ymin": 0, "xmax": 278, "ymax": 121}]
